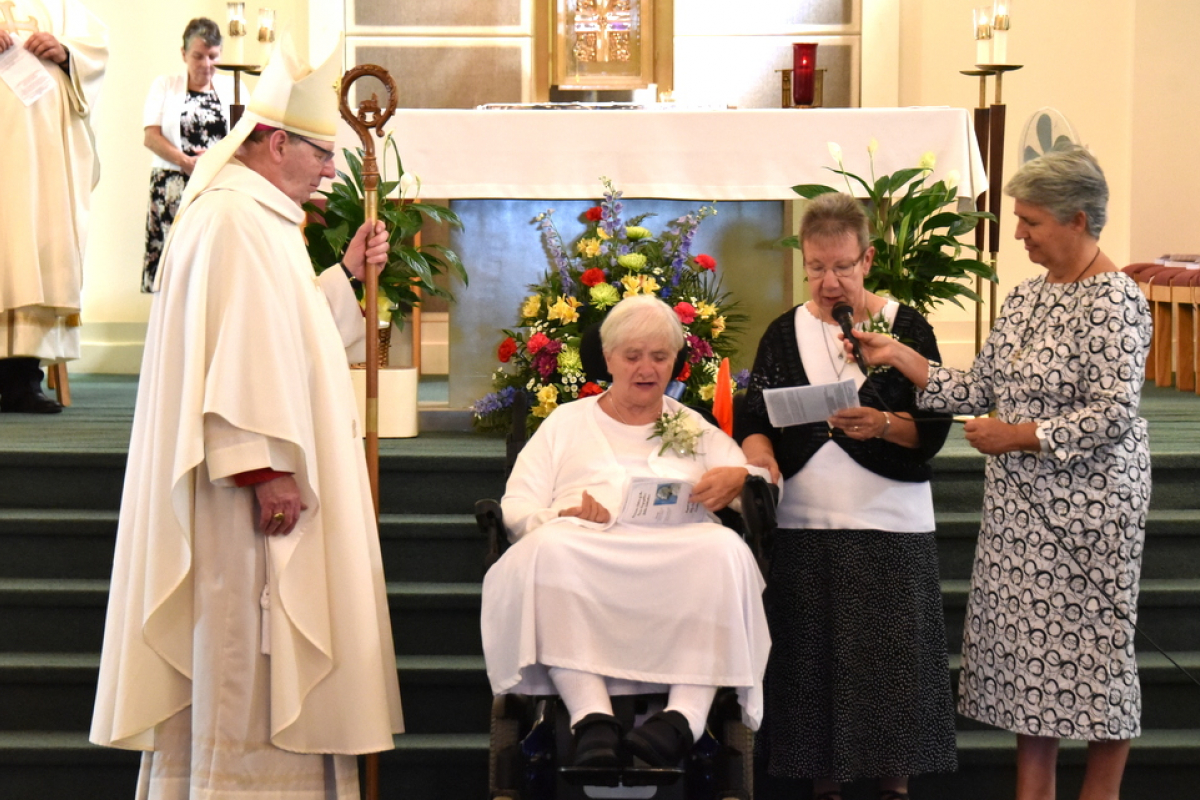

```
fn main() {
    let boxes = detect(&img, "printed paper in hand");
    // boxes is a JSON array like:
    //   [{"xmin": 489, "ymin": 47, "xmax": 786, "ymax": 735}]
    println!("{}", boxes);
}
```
[
  {"xmin": 0, "ymin": 39, "xmax": 55, "ymax": 107},
  {"xmin": 618, "ymin": 477, "xmax": 710, "ymax": 525},
  {"xmin": 762, "ymin": 378, "xmax": 858, "ymax": 427}
]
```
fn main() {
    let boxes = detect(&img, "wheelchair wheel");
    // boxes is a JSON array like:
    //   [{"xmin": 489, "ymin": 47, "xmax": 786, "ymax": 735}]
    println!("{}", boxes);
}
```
[
  {"xmin": 720, "ymin": 715, "xmax": 754, "ymax": 800},
  {"xmin": 489, "ymin": 695, "xmax": 525, "ymax": 799}
]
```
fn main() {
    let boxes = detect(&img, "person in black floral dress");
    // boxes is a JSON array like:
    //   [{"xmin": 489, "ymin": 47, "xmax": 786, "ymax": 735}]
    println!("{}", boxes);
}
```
[
  {"xmin": 141, "ymin": 18, "xmax": 230, "ymax": 292},
  {"xmin": 853, "ymin": 145, "xmax": 1150, "ymax": 800}
]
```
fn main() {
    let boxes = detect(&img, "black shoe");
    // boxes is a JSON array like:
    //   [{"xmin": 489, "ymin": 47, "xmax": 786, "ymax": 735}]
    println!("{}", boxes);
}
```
[
  {"xmin": 623, "ymin": 710, "xmax": 693, "ymax": 767},
  {"xmin": 0, "ymin": 391, "xmax": 62, "ymax": 414},
  {"xmin": 570, "ymin": 713, "xmax": 623, "ymax": 768}
]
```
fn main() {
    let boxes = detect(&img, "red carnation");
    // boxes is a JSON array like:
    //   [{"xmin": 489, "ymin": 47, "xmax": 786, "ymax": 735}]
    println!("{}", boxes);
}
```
[
  {"xmin": 694, "ymin": 254, "xmax": 716, "ymax": 271},
  {"xmin": 579, "ymin": 382, "xmax": 603, "ymax": 398},
  {"xmin": 527, "ymin": 332, "xmax": 550, "ymax": 354},
  {"xmin": 585, "ymin": 206, "xmax": 603, "ymax": 222},
  {"xmin": 676, "ymin": 363, "xmax": 691, "ymax": 382},
  {"xmin": 674, "ymin": 301, "xmax": 697, "ymax": 325},
  {"xmin": 581, "ymin": 268, "xmax": 607, "ymax": 287},
  {"xmin": 497, "ymin": 337, "xmax": 518, "ymax": 363}
]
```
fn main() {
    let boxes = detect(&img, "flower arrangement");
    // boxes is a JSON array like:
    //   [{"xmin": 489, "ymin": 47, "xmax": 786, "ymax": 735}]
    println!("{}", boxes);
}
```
[
  {"xmin": 786, "ymin": 141, "xmax": 996, "ymax": 317},
  {"xmin": 472, "ymin": 179, "xmax": 745, "ymax": 432}
]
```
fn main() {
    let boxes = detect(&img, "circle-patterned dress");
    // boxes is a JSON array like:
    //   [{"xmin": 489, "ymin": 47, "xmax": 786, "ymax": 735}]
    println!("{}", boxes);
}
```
[{"xmin": 920, "ymin": 271, "xmax": 1151, "ymax": 740}]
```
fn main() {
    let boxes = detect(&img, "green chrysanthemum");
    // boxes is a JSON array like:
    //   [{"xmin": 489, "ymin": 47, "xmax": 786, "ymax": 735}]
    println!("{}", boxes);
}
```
[
  {"xmin": 557, "ymin": 346, "xmax": 583, "ymax": 376},
  {"xmin": 590, "ymin": 283, "xmax": 620, "ymax": 309},
  {"xmin": 617, "ymin": 253, "xmax": 647, "ymax": 270},
  {"xmin": 625, "ymin": 226, "xmax": 652, "ymax": 240}
]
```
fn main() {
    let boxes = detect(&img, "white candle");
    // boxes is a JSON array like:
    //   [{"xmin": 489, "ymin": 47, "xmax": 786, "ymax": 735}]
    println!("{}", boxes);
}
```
[
  {"xmin": 991, "ymin": 29, "xmax": 1007, "ymax": 64},
  {"xmin": 973, "ymin": 7, "xmax": 993, "ymax": 66}
]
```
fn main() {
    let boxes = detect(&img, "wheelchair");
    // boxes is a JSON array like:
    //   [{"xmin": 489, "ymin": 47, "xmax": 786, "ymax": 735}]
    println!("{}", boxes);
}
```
[{"xmin": 476, "ymin": 386, "xmax": 778, "ymax": 800}]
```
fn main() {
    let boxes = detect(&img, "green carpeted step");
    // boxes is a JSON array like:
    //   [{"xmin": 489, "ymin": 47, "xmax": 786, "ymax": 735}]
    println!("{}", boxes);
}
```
[
  {"xmin": 0, "ymin": 653, "xmax": 491, "ymax": 736},
  {"xmin": 0, "ymin": 730, "xmax": 489, "ymax": 800}
]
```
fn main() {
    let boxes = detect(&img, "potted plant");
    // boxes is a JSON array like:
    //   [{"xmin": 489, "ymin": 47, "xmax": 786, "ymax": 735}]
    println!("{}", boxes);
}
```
[
  {"xmin": 785, "ymin": 141, "xmax": 996, "ymax": 316},
  {"xmin": 303, "ymin": 137, "xmax": 467, "ymax": 436}
]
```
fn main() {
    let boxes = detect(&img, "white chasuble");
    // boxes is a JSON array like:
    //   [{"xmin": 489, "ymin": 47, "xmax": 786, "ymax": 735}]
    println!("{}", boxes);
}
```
[
  {"xmin": 0, "ymin": 0, "xmax": 106, "ymax": 360},
  {"xmin": 91, "ymin": 162, "xmax": 402, "ymax": 797}
]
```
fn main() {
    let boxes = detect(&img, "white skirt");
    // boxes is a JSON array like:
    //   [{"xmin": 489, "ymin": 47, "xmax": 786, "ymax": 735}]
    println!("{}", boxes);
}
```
[{"xmin": 481, "ymin": 518, "xmax": 771, "ymax": 728}]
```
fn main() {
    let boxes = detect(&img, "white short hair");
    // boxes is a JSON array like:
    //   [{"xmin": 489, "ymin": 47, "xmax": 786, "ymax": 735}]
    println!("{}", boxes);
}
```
[{"xmin": 600, "ymin": 295, "xmax": 685, "ymax": 355}]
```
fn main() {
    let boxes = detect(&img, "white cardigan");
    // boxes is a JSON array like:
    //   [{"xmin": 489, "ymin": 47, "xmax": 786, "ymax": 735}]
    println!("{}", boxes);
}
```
[
  {"xmin": 142, "ymin": 72, "xmax": 233, "ymax": 171},
  {"xmin": 502, "ymin": 395, "xmax": 770, "ymax": 540}
]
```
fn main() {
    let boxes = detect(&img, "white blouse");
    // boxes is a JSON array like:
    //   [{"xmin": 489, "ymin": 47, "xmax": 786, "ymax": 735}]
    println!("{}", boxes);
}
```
[{"xmin": 775, "ymin": 302, "xmax": 935, "ymax": 532}]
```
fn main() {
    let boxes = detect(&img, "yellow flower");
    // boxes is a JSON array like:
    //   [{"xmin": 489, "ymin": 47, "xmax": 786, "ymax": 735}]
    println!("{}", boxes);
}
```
[
  {"xmin": 696, "ymin": 301, "xmax": 718, "ymax": 319},
  {"xmin": 547, "ymin": 295, "xmax": 581, "ymax": 324},
  {"xmin": 711, "ymin": 316, "xmax": 727, "ymax": 338},
  {"xmin": 699, "ymin": 383, "xmax": 716, "ymax": 402},
  {"xmin": 596, "ymin": 227, "xmax": 611, "ymax": 240},
  {"xmin": 577, "ymin": 238, "xmax": 602, "ymax": 257},
  {"xmin": 533, "ymin": 385, "xmax": 559, "ymax": 418},
  {"xmin": 919, "ymin": 151, "xmax": 936, "ymax": 172},
  {"xmin": 867, "ymin": 137, "xmax": 879, "ymax": 157},
  {"xmin": 521, "ymin": 295, "xmax": 542, "ymax": 319},
  {"xmin": 621, "ymin": 274, "xmax": 662, "ymax": 297}
]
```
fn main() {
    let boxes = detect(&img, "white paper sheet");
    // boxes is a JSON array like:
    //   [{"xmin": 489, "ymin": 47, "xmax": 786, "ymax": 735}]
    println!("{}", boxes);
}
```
[
  {"xmin": 0, "ymin": 39, "xmax": 54, "ymax": 107},
  {"xmin": 618, "ymin": 477, "xmax": 710, "ymax": 526},
  {"xmin": 763, "ymin": 379, "xmax": 859, "ymax": 427}
]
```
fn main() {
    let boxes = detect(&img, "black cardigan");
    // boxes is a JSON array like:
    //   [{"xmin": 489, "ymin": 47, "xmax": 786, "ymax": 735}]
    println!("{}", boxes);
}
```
[{"xmin": 734, "ymin": 304, "xmax": 951, "ymax": 483}]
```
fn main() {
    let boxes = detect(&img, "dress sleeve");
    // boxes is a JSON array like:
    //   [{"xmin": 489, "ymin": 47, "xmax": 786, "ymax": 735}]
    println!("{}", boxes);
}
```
[
  {"xmin": 500, "ymin": 414, "xmax": 564, "ymax": 541},
  {"xmin": 734, "ymin": 320, "xmax": 784, "ymax": 446},
  {"xmin": 316, "ymin": 266, "xmax": 368, "ymax": 362},
  {"xmin": 1038, "ymin": 279, "xmax": 1151, "ymax": 464},
  {"xmin": 203, "ymin": 412, "xmax": 300, "ymax": 486},
  {"xmin": 918, "ymin": 306, "xmax": 1007, "ymax": 417}
]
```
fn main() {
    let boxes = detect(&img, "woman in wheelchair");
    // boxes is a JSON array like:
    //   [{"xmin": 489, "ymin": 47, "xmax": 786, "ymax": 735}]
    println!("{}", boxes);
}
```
[{"xmin": 481, "ymin": 295, "xmax": 773, "ymax": 770}]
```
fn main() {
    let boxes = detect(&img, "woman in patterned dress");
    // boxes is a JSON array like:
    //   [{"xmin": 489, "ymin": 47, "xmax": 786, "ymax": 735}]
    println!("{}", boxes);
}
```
[
  {"xmin": 140, "ymin": 18, "xmax": 231, "ymax": 292},
  {"xmin": 736, "ymin": 192, "xmax": 957, "ymax": 800},
  {"xmin": 853, "ymin": 145, "xmax": 1151, "ymax": 800}
]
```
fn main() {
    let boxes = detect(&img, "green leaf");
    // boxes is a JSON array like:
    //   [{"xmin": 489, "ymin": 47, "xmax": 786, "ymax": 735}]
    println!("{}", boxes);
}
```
[{"xmin": 790, "ymin": 184, "xmax": 838, "ymax": 199}]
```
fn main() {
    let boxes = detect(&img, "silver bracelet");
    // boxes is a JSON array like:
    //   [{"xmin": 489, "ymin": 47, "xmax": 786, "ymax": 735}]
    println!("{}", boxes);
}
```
[{"xmin": 877, "ymin": 411, "xmax": 890, "ymax": 439}]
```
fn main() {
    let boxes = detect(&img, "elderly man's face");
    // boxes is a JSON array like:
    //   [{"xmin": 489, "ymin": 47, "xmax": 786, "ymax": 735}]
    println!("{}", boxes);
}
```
[{"xmin": 278, "ymin": 133, "xmax": 336, "ymax": 207}]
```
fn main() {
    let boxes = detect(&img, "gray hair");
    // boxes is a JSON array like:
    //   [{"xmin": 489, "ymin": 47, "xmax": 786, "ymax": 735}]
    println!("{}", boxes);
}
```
[
  {"xmin": 182, "ymin": 17, "xmax": 222, "ymax": 50},
  {"xmin": 600, "ymin": 295, "xmax": 684, "ymax": 355},
  {"xmin": 1005, "ymin": 144, "xmax": 1108, "ymax": 238},
  {"xmin": 799, "ymin": 192, "xmax": 870, "ymax": 253}
]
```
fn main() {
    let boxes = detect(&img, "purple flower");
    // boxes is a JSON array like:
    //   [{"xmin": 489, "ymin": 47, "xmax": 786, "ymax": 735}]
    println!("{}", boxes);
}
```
[
  {"xmin": 532, "ymin": 340, "xmax": 564, "ymax": 379},
  {"xmin": 685, "ymin": 334, "xmax": 713, "ymax": 363},
  {"xmin": 734, "ymin": 369, "xmax": 751, "ymax": 390}
]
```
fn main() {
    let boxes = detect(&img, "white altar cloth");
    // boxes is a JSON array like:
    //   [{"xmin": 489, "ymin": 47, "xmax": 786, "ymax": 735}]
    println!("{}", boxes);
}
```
[{"xmin": 374, "ymin": 107, "xmax": 987, "ymax": 201}]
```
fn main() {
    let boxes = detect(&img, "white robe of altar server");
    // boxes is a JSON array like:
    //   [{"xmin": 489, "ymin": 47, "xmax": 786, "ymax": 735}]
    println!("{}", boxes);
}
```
[
  {"xmin": 91, "ymin": 161, "xmax": 403, "ymax": 798},
  {"xmin": 0, "ymin": 0, "xmax": 106, "ymax": 360},
  {"xmin": 481, "ymin": 395, "xmax": 772, "ymax": 727}
]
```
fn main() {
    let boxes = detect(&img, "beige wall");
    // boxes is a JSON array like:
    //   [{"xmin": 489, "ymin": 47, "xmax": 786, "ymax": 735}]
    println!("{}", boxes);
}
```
[
  {"xmin": 76, "ymin": 0, "xmax": 302, "ymax": 371},
  {"xmin": 73, "ymin": 0, "xmax": 1197, "ymax": 373}
]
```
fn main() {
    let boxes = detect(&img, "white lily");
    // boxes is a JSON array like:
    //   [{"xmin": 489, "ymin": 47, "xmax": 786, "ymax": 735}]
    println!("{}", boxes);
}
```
[
  {"xmin": 919, "ymin": 151, "xmax": 936, "ymax": 172},
  {"xmin": 867, "ymin": 137, "xmax": 879, "ymax": 157},
  {"xmin": 827, "ymin": 141, "xmax": 844, "ymax": 166}
]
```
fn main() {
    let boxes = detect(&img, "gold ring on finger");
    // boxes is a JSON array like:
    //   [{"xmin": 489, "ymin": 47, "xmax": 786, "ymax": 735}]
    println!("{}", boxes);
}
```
[{"xmin": 272, "ymin": 512, "xmax": 285, "ymax": 522}]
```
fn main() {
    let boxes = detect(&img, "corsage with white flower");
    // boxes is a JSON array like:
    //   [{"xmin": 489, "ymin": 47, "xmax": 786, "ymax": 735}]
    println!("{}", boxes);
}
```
[
  {"xmin": 651, "ymin": 409, "xmax": 703, "ymax": 458},
  {"xmin": 861, "ymin": 312, "xmax": 896, "ymax": 376}
]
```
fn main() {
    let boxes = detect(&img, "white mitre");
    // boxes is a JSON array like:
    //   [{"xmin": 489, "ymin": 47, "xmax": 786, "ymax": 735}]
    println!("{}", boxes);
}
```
[{"xmin": 150, "ymin": 33, "xmax": 342, "ymax": 291}]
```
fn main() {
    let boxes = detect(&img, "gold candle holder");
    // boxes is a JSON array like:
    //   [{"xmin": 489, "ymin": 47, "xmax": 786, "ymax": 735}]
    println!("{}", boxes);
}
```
[{"xmin": 777, "ymin": 68, "xmax": 826, "ymax": 109}]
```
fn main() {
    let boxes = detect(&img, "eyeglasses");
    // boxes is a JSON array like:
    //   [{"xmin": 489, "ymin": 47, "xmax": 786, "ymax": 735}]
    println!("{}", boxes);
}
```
[
  {"xmin": 803, "ymin": 250, "xmax": 866, "ymax": 281},
  {"xmin": 291, "ymin": 133, "xmax": 336, "ymax": 165}
]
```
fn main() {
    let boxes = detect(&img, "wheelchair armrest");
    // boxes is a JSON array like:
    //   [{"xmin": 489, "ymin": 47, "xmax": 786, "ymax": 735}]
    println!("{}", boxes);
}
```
[
  {"xmin": 739, "ymin": 475, "xmax": 779, "ymax": 570},
  {"xmin": 476, "ymin": 499, "xmax": 509, "ymax": 573}
]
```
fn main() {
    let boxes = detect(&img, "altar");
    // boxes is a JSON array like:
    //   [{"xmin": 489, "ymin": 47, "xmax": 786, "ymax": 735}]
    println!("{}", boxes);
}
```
[{"xmin": 368, "ymin": 108, "xmax": 986, "ymax": 407}]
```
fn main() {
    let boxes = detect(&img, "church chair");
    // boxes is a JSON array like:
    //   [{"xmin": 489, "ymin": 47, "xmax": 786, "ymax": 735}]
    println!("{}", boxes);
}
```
[{"xmin": 45, "ymin": 362, "xmax": 71, "ymax": 406}]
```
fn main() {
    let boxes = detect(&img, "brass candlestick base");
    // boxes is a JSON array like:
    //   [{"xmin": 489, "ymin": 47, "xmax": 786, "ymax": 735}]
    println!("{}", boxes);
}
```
[
  {"xmin": 216, "ymin": 63, "xmax": 262, "ymax": 127},
  {"xmin": 777, "ymin": 68, "xmax": 826, "ymax": 108}
]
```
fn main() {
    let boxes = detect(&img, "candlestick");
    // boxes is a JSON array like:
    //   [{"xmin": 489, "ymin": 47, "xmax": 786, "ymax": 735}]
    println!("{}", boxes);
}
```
[
  {"xmin": 991, "ymin": 0, "xmax": 1011, "ymax": 64},
  {"xmin": 257, "ymin": 8, "xmax": 275, "ymax": 63},
  {"xmin": 225, "ymin": 2, "xmax": 247, "ymax": 64}
]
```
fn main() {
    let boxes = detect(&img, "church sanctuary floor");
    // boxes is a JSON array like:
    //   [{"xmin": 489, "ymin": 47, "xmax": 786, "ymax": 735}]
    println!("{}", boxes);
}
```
[{"xmin": 1, "ymin": 375, "xmax": 1199, "ymax": 800}]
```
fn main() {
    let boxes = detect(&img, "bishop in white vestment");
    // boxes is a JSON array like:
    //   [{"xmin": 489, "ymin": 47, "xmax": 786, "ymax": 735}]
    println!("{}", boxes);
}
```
[
  {"xmin": 0, "ymin": 0, "xmax": 106, "ymax": 412},
  {"xmin": 90, "ymin": 38, "xmax": 403, "ymax": 800}
]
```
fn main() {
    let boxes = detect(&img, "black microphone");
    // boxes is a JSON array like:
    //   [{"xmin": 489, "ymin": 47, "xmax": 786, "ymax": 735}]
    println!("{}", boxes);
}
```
[{"xmin": 831, "ymin": 303, "xmax": 867, "ymax": 369}]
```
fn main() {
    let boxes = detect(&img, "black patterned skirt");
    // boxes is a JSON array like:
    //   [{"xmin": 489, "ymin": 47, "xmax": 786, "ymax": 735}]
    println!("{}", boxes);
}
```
[
  {"xmin": 141, "ymin": 168, "xmax": 188, "ymax": 293},
  {"xmin": 756, "ymin": 528, "xmax": 958, "ymax": 782}
]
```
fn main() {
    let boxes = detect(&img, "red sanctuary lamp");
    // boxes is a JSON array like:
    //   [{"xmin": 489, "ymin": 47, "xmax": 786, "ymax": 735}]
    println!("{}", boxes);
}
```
[{"xmin": 792, "ymin": 43, "xmax": 818, "ymax": 106}]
